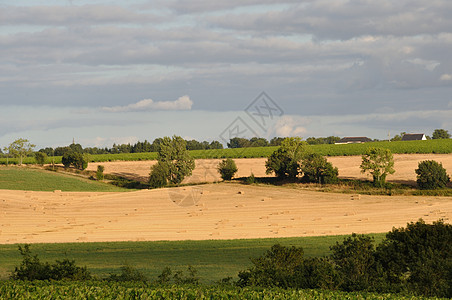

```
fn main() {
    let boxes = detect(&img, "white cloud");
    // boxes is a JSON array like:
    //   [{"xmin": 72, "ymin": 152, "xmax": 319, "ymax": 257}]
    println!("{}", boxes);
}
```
[
  {"xmin": 102, "ymin": 96, "xmax": 193, "ymax": 112},
  {"xmin": 273, "ymin": 116, "xmax": 308, "ymax": 137},
  {"xmin": 440, "ymin": 74, "xmax": 452, "ymax": 81}
]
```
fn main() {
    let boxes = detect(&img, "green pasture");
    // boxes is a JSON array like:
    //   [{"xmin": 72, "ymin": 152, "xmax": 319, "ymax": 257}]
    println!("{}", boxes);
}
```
[
  {"xmin": 0, "ymin": 168, "xmax": 127, "ymax": 192},
  {"xmin": 0, "ymin": 234, "xmax": 385, "ymax": 282}
]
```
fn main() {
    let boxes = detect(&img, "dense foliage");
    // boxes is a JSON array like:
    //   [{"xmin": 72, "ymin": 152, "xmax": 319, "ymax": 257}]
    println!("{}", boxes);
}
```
[
  {"xmin": 265, "ymin": 137, "xmax": 309, "ymax": 179},
  {"xmin": 238, "ymin": 220, "xmax": 452, "ymax": 298},
  {"xmin": 415, "ymin": 160, "xmax": 450, "ymax": 189},
  {"xmin": 62, "ymin": 151, "xmax": 88, "ymax": 170},
  {"xmin": 301, "ymin": 153, "xmax": 339, "ymax": 184},
  {"xmin": 217, "ymin": 158, "xmax": 238, "ymax": 180}
]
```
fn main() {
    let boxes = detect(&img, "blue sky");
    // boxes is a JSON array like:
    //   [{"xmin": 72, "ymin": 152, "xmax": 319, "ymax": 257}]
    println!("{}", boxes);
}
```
[{"xmin": 1, "ymin": 0, "xmax": 451, "ymax": 149}]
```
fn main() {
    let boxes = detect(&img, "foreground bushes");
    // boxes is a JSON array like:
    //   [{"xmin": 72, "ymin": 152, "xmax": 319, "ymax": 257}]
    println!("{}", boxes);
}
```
[{"xmin": 238, "ymin": 220, "xmax": 452, "ymax": 298}]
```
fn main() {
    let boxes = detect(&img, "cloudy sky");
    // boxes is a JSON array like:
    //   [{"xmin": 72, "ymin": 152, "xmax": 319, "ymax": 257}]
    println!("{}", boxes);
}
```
[{"xmin": 1, "ymin": 0, "xmax": 451, "ymax": 149}]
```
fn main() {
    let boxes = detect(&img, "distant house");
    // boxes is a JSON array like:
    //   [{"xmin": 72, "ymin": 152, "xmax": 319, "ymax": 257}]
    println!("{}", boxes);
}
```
[
  {"xmin": 401, "ymin": 133, "xmax": 427, "ymax": 141},
  {"xmin": 335, "ymin": 137, "xmax": 372, "ymax": 144}
]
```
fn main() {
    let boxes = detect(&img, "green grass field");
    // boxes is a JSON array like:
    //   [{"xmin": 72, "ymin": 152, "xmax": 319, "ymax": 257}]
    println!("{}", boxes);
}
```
[
  {"xmin": 0, "ymin": 234, "xmax": 385, "ymax": 282},
  {"xmin": 1, "ymin": 139, "xmax": 451, "ymax": 165},
  {"xmin": 0, "ymin": 168, "xmax": 127, "ymax": 192}
]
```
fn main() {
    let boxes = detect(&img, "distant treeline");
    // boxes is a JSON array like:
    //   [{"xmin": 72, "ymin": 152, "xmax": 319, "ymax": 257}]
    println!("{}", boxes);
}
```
[{"xmin": 32, "ymin": 136, "xmax": 341, "ymax": 156}]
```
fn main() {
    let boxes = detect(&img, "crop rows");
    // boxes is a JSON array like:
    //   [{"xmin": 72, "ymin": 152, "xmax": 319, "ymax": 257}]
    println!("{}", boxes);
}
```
[
  {"xmin": 0, "ymin": 282, "xmax": 439, "ymax": 300},
  {"xmin": 1, "ymin": 139, "xmax": 451, "ymax": 165}
]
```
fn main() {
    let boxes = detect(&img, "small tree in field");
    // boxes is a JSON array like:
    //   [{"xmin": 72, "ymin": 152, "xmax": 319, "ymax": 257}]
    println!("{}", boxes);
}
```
[
  {"xmin": 217, "ymin": 158, "xmax": 238, "ymax": 180},
  {"xmin": 360, "ymin": 147, "xmax": 395, "ymax": 187},
  {"xmin": 34, "ymin": 152, "xmax": 47, "ymax": 166},
  {"xmin": 96, "ymin": 165, "xmax": 105, "ymax": 180},
  {"xmin": 415, "ymin": 160, "xmax": 450, "ymax": 189},
  {"xmin": 5, "ymin": 138, "xmax": 35, "ymax": 165},
  {"xmin": 149, "ymin": 136, "xmax": 195, "ymax": 187}
]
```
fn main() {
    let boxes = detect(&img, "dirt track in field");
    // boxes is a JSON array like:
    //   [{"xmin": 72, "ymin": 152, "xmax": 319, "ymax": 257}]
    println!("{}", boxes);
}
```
[{"xmin": 1, "ymin": 154, "xmax": 451, "ymax": 244}]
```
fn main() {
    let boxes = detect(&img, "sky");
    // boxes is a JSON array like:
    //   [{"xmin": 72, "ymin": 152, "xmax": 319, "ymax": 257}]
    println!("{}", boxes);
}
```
[{"xmin": 1, "ymin": 0, "xmax": 451, "ymax": 149}]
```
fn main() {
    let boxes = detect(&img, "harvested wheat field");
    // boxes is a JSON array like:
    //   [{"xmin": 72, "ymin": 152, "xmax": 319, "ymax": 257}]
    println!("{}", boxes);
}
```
[
  {"xmin": 1, "ymin": 183, "xmax": 451, "ymax": 244},
  {"xmin": 86, "ymin": 154, "xmax": 452, "ymax": 185}
]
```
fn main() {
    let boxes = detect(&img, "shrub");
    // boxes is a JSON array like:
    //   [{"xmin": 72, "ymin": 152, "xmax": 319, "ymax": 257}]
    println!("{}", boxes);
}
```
[
  {"xmin": 301, "ymin": 153, "xmax": 339, "ymax": 184},
  {"xmin": 11, "ymin": 244, "xmax": 91, "ymax": 281},
  {"xmin": 96, "ymin": 165, "xmax": 105, "ymax": 180},
  {"xmin": 155, "ymin": 266, "xmax": 199, "ymax": 285},
  {"xmin": 330, "ymin": 234, "xmax": 377, "ymax": 291},
  {"xmin": 149, "ymin": 162, "xmax": 169, "ymax": 188},
  {"xmin": 376, "ymin": 219, "xmax": 452, "ymax": 297},
  {"xmin": 62, "ymin": 151, "xmax": 88, "ymax": 170},
  {"xmin": 415, "ymin": 160, "xmax": 450, "ymax": 189},
  {"xmin": 106, "ymin": 265, "xmax": 148, "ymax": 282},
  {"xmin": 34, "ymin": 152, "xmax": 47, "ymax": 166},
  {"xmin": 217, "ymin": 158, "xmax": 238, "ymax": 180}
]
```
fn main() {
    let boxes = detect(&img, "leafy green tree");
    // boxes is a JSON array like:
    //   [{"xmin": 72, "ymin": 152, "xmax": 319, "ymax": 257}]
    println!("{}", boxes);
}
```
[
  {"xmin": 269, "ymin": 137, "xmax": 285, "ymax": 146},
  {"xmin": 330, "ymin": 234, "xmax": 377, "ymax": 291},
  {"xmin": 62, "ymin": 151, "xmax": 88, "ymax": 170},
  {"xmin": 415, "ymin": 160, "xmax": 450, "ymax": 189},
  {"xmin": 265, "ymin": 137, "xmax": 309, "ymax": 179},
  {"xmin": 249, "ymin": 137, "xmax": 269, "ymax": 147},
  {"xmin": 432, "ymin": 129, "xmax": 451, "ymax": 139},
  {"xmin": 149, "ymin": 162, "xmax": 169, "ymax": 188},
  {"xmin": 376, "ymin": 220, "xmax": 452, "ymax": 298},
  {"xmin": 301, "ymin": 153, "xmax": 339, "ymax": 184},
  {"xmin": 360, "ymin": 147, "xmax": 395, "ymax": 187},
  {"xmin": 150, "ymin": 136, "xmax": 195, "ymax": 186},
  {"xmin": 34, "ymin": 152, "xmax": 47, "ymax": 166},
  {"xmin": 4, "ymin": 138, "xmax": 35, "ymax": 165},
  {"xmin": 217, "ymin": 158, "xmax": 238, "ymax": 180},
  {"xmin": 237, "ymin": 244, "xmax": 305, "ymax": 288}
]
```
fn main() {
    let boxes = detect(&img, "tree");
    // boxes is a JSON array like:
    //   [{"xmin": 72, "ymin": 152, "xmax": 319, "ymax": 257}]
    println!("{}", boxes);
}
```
[
  {"xmin": 62, "ymin": 151, "xmax": 88, "ymax": 170},
  {"xmin": 415, "ymin": 160, "xmax": 450, "ymax": 189},
  {"xmin": 227, "ymin": 137, "xmax": 251, "ymax": 148},
  {"xmin": 96, "ymin": 165, "xmax": 105, "ymax": 180},
  {"xmin": 149, "ymin": 136, "xmax": 195, "ymax": 186},
  {"xmin": 301, "ymin": 153, "xmax": 338, "ymax": 184},
  {"xmin": 5, "ymin": 138, "xmax": 35, "ymax": 165},
  {"xmin": 34, "ymin": 152, "xmax": 47, "ymax": 166},
  {"xmin": 217, "ymin": 158, "xmax": 238, "ymax": 180},
  {"xmin": 265, "ymin": 137, "xmax": 309, "ymax": 179},
  {"xmin": 360, "ymin": 147, "xmax": 395, "ymax": 187},
  {"xmin": 432, "ymin": 129, "xmax": 451, "ymax": 139}
]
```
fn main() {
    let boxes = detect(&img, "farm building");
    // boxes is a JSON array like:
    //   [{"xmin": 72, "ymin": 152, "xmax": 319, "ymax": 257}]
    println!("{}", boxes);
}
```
[
  {"xmin": 401, "ymin": 133, "xmax": 427, "ymax": 141},
  {"xmin": 335, "ymin": 137, "xmax": 372, "ymax": 144}
]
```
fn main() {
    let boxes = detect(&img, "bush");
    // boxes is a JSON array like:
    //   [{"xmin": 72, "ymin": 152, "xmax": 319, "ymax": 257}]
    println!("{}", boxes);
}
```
[
  {"xmin": 149, "ymin": 162, "xmax": 169, "ymax": 188},
  {"xmin": 34, "ymin": 152, "xmax": 47, "ymax": 166},
  {"xmin": 11, "ymin": 244, "xmax": 91, "ymax": 281},
  {"xmin": 106, "ymin": 264, "xmax": 148, "ymax": 282},
  {"xmin": 301, "ymin": 153, "xmax": 339, "ymax": 184},
  {"xmin": 376, "ymin": 219, "xmax": 452, "ymax": 297},
  {"xmin": 415, "ymin": 160, "xmax": 450, "ymax": 189},
  {"xmin": 62, "ymin": 151, "xmax": 88, "ymax": 170},
  {"xmin": 155, "ymin": 266, "xmax": 199, "ymax": 285},
  {"xmin": 217, "ymin": 158, "xmax": 238, "ymax": 180},
  {"xmin": 96, "ymin": 165, "xmax": 105, "ymax": 180},
  {"xmin": 330, "ymin": 234, "xmax": 377, "ymax": 291}
]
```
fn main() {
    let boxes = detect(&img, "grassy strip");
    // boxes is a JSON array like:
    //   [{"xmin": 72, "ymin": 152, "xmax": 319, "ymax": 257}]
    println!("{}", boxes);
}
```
[
  {"xmin": 0, "ymin": 167, "xmax": 128, "ymax": 192},
  {"xmin": 0, "ymin": 282, "xmax": 441, "ymax": 299},
  {"xmin": 0, "ymin": 234, "xmax": 385, "ymax": 282}
]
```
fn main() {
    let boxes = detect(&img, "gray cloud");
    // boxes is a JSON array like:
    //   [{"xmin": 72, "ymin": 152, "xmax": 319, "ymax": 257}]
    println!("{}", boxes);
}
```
[{"xmin": 102, "ymin": 95, "xmax": 193, "ymax": 112}]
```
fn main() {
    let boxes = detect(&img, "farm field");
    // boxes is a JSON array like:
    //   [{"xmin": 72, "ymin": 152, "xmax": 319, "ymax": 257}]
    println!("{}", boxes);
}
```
[
  {"xmin": 0, "ymin": 281, "xmax": 440, "ymax": 300},
  {"xmin": 0, "ymin": 167, "xmax": 128, "ymax": 192},
  {"xmin": 0, "ymin": 234, "xmax": 385, "ymax": 281},
  {"xmin": 1, "ymin": 182, "xmax": 450, "ymax": 244},
  {"xmin": 2, "ymin": 139, "xmax": 452, "ymax": 165},
  {"xmin": 85, "ymin": 153, "xmax": 452, "ymax": 185}
]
